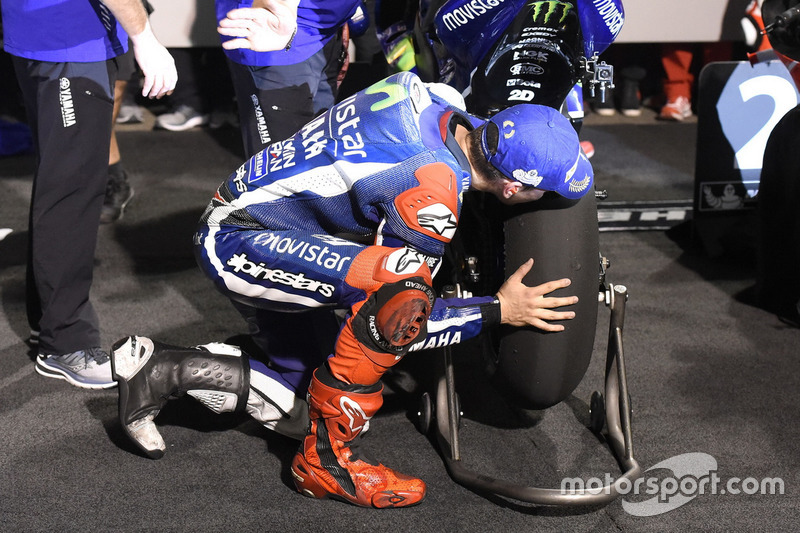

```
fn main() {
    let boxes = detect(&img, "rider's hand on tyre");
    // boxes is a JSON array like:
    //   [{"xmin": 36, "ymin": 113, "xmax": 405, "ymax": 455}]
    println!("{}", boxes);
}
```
[{"xmin": 496, "ymin": 259, "xmax": 578, "ymax": 332}]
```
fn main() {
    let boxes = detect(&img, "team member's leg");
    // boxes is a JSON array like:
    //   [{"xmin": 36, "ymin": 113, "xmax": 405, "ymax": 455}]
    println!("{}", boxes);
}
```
[
  {"xmin": 226, "ymin": 59, "xmax": 315, "ymax": 158},
  {"xmin": 291, "ymin": 246, "xmax": 436, "ymax": 508},
  {"xmin": 312, "ymin": 29, "xmax": 346, "ymax": 115},
  {"xmin": 14, "ymin": 58, "xmax": 117, "ymax": 388},
  {"xmin": 102, "ymin": 49, "xmax": 135, "ymax": 224},
  {"xmin": 17, "ymin": 60, "xmax": 44, "ymax": 344},
  {"xmin": 225, "ymin": 40, "xmax": 343, "ymax": 159}
]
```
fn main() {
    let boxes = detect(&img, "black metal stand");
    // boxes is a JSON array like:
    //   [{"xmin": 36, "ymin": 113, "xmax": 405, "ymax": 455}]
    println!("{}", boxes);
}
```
[{"xmin": 420, "ymin": 282, "xmax": 641, "ymax": 505}]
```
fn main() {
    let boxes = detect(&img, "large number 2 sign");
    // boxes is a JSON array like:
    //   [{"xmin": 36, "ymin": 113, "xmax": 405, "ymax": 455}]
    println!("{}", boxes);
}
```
[
  {"xmin": 716, "ymin": 61, "xmax": 800, "ymax": 183},
  {"xmin": 693, "ymin": 60, "xmax": 799, "ymax": 255}
]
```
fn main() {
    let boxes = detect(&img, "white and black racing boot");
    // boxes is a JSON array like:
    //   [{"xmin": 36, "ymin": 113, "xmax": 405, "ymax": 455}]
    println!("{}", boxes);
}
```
[{"xmin": 110, "ymin": 336, "xmax": 250, "ymax": 459}]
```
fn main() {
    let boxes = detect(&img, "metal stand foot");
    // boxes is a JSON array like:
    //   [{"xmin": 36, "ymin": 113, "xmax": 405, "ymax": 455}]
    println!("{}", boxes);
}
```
[{"xmin": 423, "ymin": 283, "xmax": 641, "ymax": 505}]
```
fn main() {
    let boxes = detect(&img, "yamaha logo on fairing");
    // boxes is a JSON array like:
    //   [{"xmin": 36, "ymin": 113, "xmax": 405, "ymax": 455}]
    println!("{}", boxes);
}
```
[
  {"xmin": 59, "ymin": 78, "xmax": 76, "ymax": 128},
  {"xmin": 441, "ymin": 0, "xmax": 507, "ymax": 31}
]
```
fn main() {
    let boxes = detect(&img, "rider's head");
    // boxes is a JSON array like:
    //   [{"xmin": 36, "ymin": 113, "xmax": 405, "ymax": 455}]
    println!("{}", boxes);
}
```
[{"xmin": 469, "ymin": 104, "xmax": 594, "ymax": 203}]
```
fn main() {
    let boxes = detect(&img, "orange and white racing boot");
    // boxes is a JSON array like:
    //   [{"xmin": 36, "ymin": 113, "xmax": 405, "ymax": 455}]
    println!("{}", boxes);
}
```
[{"xmin": 290, "ymin": 365, "xmax": 426, "ymax": 508}]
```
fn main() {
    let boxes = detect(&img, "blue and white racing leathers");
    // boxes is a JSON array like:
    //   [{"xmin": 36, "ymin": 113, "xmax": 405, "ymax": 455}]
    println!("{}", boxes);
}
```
[{"xmin": 194, "ymin": 72, "xmax": 501, "ymax": 418}]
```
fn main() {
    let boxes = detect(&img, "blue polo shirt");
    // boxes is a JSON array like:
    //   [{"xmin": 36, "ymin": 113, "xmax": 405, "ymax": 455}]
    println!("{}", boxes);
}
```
[
  {"xmin": 2, "ymin": 0, "xmax": 127, "ymax": 62},
  {"xmin": 216, "ymin": 0, "xmax": 359, "ymax": 66}
]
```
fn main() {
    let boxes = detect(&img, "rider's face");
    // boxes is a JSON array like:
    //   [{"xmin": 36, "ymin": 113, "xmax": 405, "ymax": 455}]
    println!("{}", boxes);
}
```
[{"xmin": 497, "ymin": 185, "xmax": 546, "ymax": 205}]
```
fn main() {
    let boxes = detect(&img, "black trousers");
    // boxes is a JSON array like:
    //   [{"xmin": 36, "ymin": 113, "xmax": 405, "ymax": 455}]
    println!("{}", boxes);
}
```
[
  {"xmin": 166, "ymin": 47, "xmax": 232, "ymax": 113},
  {"xmin": 226, "ymin": 34, "xmax": 344, "ymax": 158},
  {"xmin": 13, "ymin": 56, "xmax": 118, "ymax": 354}
]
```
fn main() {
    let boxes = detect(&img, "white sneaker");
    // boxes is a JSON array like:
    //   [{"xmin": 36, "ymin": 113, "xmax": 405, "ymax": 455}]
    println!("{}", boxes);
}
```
[
  {"xmin": 659, "ymin": 96, "xmax": 692, "ymax": 121},
  {"xmin": 155, "ymin": 105, "xmax": 209, "ymax": 131},
  {"xmin": 36, "ymin": 348, "xmax": 117, "ymax": 389},
  {"xmin": 116, "ymin": 103, "xmax": 144, "ymax": 124}
]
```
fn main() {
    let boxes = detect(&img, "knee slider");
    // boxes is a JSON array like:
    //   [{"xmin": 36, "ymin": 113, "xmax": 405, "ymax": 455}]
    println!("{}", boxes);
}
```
[{"xmin": 353, "ymin": 277, "xmax": 435, "ymax": 360}]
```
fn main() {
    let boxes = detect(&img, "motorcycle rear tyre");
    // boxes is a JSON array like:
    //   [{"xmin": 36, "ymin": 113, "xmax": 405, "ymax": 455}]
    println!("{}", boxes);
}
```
[{"xmin": 498, "ymin": 191, "xmax": 600, "ymax": 409}]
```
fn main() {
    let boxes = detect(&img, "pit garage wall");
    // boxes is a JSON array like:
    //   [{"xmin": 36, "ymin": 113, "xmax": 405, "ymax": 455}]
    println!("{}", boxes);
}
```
[
  {"xmin": 149, "ymin": 0, "xmax": 221, "ymax": 48},
  {"xmin": 616, "ymin": 0, "xmax": 752, "ymax": 42},
  {"xmin": 148, "ymin": 0, "xmax": 754, "ymax": 47}
]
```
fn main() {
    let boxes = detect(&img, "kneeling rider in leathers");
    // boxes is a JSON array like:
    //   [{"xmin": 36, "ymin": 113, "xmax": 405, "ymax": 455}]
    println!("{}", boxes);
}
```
[{"xmin": 111, "ymin": 71, "xmax": 594, "ymax": 508}]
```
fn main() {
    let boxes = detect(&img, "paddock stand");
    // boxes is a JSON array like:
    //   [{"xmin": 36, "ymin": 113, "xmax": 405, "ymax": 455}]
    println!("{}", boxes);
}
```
[{"xmin": 415, "ymin": 267, "xmax": 641, "ymax": 505}]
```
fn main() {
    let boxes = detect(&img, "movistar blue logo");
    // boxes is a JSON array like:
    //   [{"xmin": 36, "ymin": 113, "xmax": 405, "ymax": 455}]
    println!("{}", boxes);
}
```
[{"xmin": 365, "ymin": 79, "xmax": 409, "ymax": 112}]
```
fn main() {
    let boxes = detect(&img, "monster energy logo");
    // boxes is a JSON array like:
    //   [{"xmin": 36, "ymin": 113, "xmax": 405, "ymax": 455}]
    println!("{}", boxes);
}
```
[{"xmin": 530, "ymin": 1, "xmax": 573, "ymax": 24}]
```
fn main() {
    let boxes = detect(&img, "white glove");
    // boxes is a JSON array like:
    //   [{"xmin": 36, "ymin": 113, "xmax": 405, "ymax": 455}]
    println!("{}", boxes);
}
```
[{"xmin": 129, "ymin": 21, "xmax": 177, "ymax": 99}]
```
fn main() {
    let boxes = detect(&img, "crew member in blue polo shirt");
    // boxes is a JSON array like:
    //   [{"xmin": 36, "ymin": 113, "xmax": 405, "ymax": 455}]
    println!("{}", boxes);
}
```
[
  {"xmin": 1, "ymin": 0, "xmax": 177, "ymax": 389},
  {"xmin": 214, "ymin": 0, "xmax": 361, "ymax": 156}
]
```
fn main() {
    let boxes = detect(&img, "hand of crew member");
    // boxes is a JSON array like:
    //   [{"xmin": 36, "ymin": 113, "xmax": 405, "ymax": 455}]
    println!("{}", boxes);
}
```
[
  {"xmin": 495, "ymin": 258, "xmax": 578, "ymax": 332},
  {"xmin": 130, "ymin": 21, "xmax": 177, "ymax": 99},
  {"xmin": 218, "ymin": 0, "xmax": 300, "ymax": 52}
]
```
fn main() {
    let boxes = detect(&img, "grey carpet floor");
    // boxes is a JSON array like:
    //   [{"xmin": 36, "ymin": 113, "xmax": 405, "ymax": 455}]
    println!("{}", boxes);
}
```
[{"xmin": 1, "ymin": 108, "xmax": 797, "ymax": 532}]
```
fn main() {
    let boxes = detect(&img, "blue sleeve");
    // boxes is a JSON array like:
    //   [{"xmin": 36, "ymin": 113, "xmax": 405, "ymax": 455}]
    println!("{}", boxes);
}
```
[{"xmin": 408, "ymin": 295, "xmax": 501, "ymax": 352}]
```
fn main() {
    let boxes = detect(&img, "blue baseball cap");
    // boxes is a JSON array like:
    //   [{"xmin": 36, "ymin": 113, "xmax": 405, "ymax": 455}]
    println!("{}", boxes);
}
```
[{"xmin": 480, "ymin": 104, "xmax": 594, "ymax": 199}]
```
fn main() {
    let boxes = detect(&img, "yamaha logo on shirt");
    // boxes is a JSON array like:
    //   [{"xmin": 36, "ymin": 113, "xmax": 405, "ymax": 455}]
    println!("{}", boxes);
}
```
[
  {"xmin": 59, "ymin": 78, "xmax": 76, "ymax": 128},
  {"xmin": 251, "ymin": 94, "xmax": 271, "ymax": 146}
]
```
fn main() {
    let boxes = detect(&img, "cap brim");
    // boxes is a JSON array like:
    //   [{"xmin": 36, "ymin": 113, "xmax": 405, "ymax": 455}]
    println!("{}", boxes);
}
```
[{"xmin": 553, "ymin": 151, "xmax": 594, "ymax": 199}]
